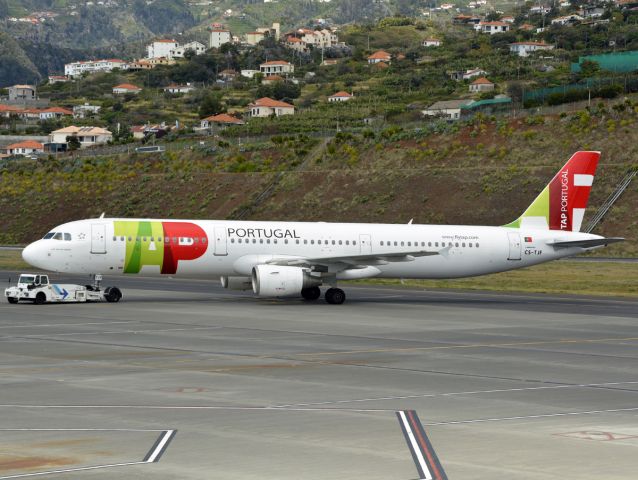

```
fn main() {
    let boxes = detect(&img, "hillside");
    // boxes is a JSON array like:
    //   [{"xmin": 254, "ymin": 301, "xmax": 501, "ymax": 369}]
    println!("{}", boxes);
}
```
[{"xmin": 1, "ymin": 104, "xmax": 636, "ymax": 256}]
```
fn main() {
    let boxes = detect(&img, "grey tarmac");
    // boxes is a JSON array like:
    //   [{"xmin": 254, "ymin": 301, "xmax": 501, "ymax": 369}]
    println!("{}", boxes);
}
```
[{"xmin": 0, "ymin": 270, "xmax": 636, "ymax": 479}]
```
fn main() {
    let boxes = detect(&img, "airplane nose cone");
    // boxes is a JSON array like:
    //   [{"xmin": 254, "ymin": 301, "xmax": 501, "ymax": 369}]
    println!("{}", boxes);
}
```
[{"xmin": 22, "ymin": 241, "xmax": 46, "ymax": 269}]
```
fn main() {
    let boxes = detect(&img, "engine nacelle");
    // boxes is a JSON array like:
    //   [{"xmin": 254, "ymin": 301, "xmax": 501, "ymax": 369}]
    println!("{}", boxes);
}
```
[
  {"xmin": 251, "ymin": 265, "xmax": 321, "ymax": 297},
  {"xmin": 220, "ymin": 276, "xmax": 253, "ymax": 291}
]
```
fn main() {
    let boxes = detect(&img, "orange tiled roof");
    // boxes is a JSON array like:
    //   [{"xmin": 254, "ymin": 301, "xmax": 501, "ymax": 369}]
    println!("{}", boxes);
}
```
[
  {"xmin": 471, "ymin": 77, "xmax": 493, "ymax": 84},
  {"xmin": 368, "ymin": 50, "xmax": 391, "ymax": 60},
  {"xmin": 203, "ymin": 113, "xmax": 244, "ymax": 124},
  {"xmin": 250, "ymin": 97, "xmax": 294, "ymax": 108},
  {"xmin": 5, "ymin": 140, "xmax": 43, "ymax": 150}
]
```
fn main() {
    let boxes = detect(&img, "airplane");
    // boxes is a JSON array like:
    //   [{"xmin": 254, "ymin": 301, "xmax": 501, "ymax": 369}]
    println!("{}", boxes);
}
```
[{"xmin": 20, "ymin": 151, "xmax": 623, "ymax": 304}]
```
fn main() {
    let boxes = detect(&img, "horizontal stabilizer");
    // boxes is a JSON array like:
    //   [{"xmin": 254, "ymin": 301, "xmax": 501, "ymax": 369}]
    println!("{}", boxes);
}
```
[{"xmin": 548, "ymin": 237, "xmax": 625, "ymax": 249}]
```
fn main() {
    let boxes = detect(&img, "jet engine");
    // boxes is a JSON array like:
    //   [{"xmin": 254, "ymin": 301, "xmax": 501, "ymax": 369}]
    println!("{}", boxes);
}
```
[
  {"xmin": 251, "ymin": 265, "xmax": 321, "ymax": 297},
  {"xmin": 220, "ymin": 276, "xmax": 253, "ymax": 291}
]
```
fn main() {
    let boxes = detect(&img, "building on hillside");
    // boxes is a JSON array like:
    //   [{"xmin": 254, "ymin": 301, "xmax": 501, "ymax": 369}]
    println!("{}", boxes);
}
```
[
  {"xmin": 1, "ymin": 140, "xmax": 44, "ymax": 156},
  {"xmin": 245, "ymin": 31, "xmax": 266, "ymax": 46},
  {"xmin": 163, "ymin": 83, "xmax": 195, "ymax": 94},
  {"xmin": 210, "ymin": 28, "xmax": 232, "ymax": 48},
  {"xmin": 170, "ymin": 41, "xmax": 206, "ymax": 58},
  {"xmin": 259, "ymin": 60, "xmax": 294, "ymax": 75},
  {"xmin": 422, "ymin": 38, "xmax": 441, "ymax": 47},
  {"xmin": 529, "ymin": 5, "xmax": 551, "ymax": 14},
  {"xmin": 38, "ymin": 107, "xmax": 73, "ymax": 119},
  {"xmin": 248, "ymin": 97, "xmax": 295, "ymax": 117},
  {"xmin": 509, "ymin": 42, "xmax": 555, "ymax": 57},
  {"xmin": 448, "ymin": 68, "xmax": 487, "ymax": 81},
  {"xmin": 73, "ymin": 104, "xmax": 101, "ymax": 119},
  {"xmin": 199, "ymin": 113, "xmax": 244, "ymax": 130},
  {"xmin": 294, "ymin": 28, "xmax": 338, "ymax": 49},
  {"xmin": 368, "ymin": 50, "xmax": 392, "ymax": 64},
  {"xmin": 422, "ymin": 99, "xmax": 474, "ymax": 120},
  {"xmin": 219, "ymin": 70, "xmax": 238, "ymax": 81},
  {"xmin": 551, "ymin": 14, "xmax": 583, "ymax": 26},
  {"xmin": 64, "ymin": 59, "xmax": 128, "ymax": 78},
  {"xmin": 262, "ymin": 75, "xmax": 284, "ymax": 85},
  {"xmin": 49, "ymin": 126, "xmax": 113, "ymax": 148},
  {"xmin": 286, "ymin": 36, "xmax": 307, "ymax": 53},
  {"xmin": 241, "ymin": 69, "xmax": 260, "ymax": 78},
  {"xmin": 147, "ymin": 39, "xmax": 178, "ymax": 59},
  {"xmin": 8, "ymin": 85, "xmax": 36, "ymax": 102},
  {"xmin": 501, "ymin": 16, "xmax": 515, "ymax": 23},
  {"xmin": 469, "ymin": 77, "xmax": 495, "ymax": 92},
  {"xmin": 475, "ymin": 21, "xmax": 511, "ymax": 34},
  {"xmin": 113, "ymin": 83, "xmax": 142, "ymax": 95},
  {"xmin": 328, "ymin": 91, "xmax": 353, "ymax": 102},
  {"xmin": 0, "ymin": 104, "xmax": 23, "ymax": 117},
  {"xmin": 48, "ymin": 75, "xmax": 69, "ymax": 84}
]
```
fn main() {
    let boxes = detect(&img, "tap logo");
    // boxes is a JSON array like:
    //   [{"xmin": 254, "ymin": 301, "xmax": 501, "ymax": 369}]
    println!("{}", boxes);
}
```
[{"xmin": 114, "ymin": 221, "xmax": 208, "ymax": 274}]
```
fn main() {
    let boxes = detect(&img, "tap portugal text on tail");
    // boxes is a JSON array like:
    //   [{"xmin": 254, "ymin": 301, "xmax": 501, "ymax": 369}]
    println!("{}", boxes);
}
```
[{"xmin": 20, "ymin": 151, "xmax": 624, "ymax": 304}]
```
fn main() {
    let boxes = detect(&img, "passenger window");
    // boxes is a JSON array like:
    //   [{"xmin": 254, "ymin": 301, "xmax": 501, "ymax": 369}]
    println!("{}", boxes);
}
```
[
  {"xmin": 304, "ymin": 239, "xmax": 308, "ymax": 244},
  {"xmin": 455, "ymin": 242, "xmax": 459, "ymax": 247},
  {"xmin": 401, "ymin": 241, "xmax": 404, "ymax": 246},
  {"xmin": 353, "ymin": 241, "xmax": 356, "ymax": 245},
  {"xmin": 332, "ymin": 240, "xmax": 335, "ymax": 245},
  {"xmin": 338, "ymin": 240, "xmax": 342, "ymax": 245},
  {"xmin": 296, "ymin": 240, "xmax": 299, "ymax": 244},
  {"xmin": 121, "ymin": 236, "xmax": 125, "ymax": 241},
  {"xmin": 230, "ymin": 238, "xmax": 235, "ymax": 243},
  {"xmin": 143, "ymin": 237, "xmax": 147, "ymax": 242},
  {"xmin": 311, "ymin": 240, "xmax": 315, "ymax": 245},
  {"xmin": 128, "ymin": 236, "xmax": 132, "ymax": 242},
  {"xmin": 267, "ymin": 239, "xmax": 271, "ymax": 244},
  {"xmin": 476, "ymin": 243, "xmax": 480, "ymax": 248},
  {"xmin": 469, "ymin": 242, "xmax": 472, "ymax": 247},
  {"xmin": 462, "ymin": 243, "xmax": 466, "ymax": 247},
  {"xmin": 407, "ymin": 242, "xmax": 411, "ymax": 247},
  {"xmin": 112, "ymin": 236, "xmax": 117, "ymax": 241},
  {"xmin": 428, "ymin": 242, "xmax": 432, "ymax": 247},
  {"xmin": 284, "ymin": 239, "xmax": 288, "ymax": 244},
  {"xmin": 435, "ymin": 242, "xmax": 439, "ymax": 247},
  {"xmin": 380, "ymin": 241, "xmax": 384, "ymax": 246},
  {"xmin": 194, "ymin": 237, "xmax": 198, "ymax": 243},
  {"xmin": 252, "ymin": 239, "xmax": 256, "ymax": 243},
  {"xmin": 274, "ymin": 240, "xmax": 277, "ymax": 244},
  {"xmin": 165, "ymin": 237, "xmax": 170, "ymax": 243},
  {"xmin": 346, "ymin": 241, "xmax": 349, "ymax": 245}
]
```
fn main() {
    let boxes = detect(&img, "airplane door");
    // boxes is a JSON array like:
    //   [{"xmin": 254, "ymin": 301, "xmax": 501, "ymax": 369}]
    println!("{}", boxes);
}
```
[
  {"xmin": 359, "ymin": 234, "xmax": 372, "ymax": 254},
  {"xmin": 507, "ymin": 232, "xmax": 521, "ymax": 261},
  {"xmin": 91, "ymin": 224, "xmax": 106, "ymax": 254},
  {"xmin": 214, "ymin": 227, "xmax": 227, "ymax": 256}
]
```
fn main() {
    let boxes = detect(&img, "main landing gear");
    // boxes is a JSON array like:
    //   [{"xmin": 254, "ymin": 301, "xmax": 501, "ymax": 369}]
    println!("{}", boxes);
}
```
[
  {"xmin": 325, "ymin": 288, "xmax": 346, "ymax": 305},
  {"xmin": 301, "ymin": 286, "xmax": 346, "ymax": 304}
]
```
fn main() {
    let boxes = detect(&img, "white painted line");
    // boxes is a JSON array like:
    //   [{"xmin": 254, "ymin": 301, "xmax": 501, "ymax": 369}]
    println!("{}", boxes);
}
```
[
  {"xmin": 423, "ymin": 407, "xmax": 638, "ymax": 426},
  {"xmin": 0, "ymin": 321, "xmax": 137, "ymax": 330},
  {"xmin": 0, "ymin": 404, "xmax": 392, "ymax": 412},
  {"xmin": 272, "ymin": 381, "xmax": 638, "ymax": 408},
  {"xmin": 0, "ymin": 461, "xmax": 147, "ymax": 479},
  {"xmin": 0, "ymin": 428, "xmax": 165, "ymax": 432},
  {"xmin": 399, "ymin": 411, "xmax": 432, "ymax": 480},
  {"xmin": 145, "ymin": 430, "xmax": 175, "ymax": 463}
]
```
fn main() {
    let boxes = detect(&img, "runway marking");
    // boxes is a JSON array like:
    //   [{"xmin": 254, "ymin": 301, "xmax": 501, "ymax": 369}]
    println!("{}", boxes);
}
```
[
  {"xmin": 0, "ymin": 429, "xmax": 176, "ymax": 479},
  {"xmin": 0, "ymin": 321, "xmax": 138, "ymax": 330},
  {"xmin": 271, "ymin": 381, "xmax": 638, "ymax": 407},
  {"xmin": 0, "ymin": 404, "xmax": 392, "ymax": 413},
  {"xmin": 0, "ymin": 326, "xmax": 224, "ymax": 340},
  {"xmin": 422, "ymin": 407, "xmax": 638, "ymax": 426},
  {"xmin": 397, "ymin": 410, "xmax": 448, "ymax": 480},
  {"xmin": 295, "ymin": 336, "xmax": 638, "ymax": 357}
]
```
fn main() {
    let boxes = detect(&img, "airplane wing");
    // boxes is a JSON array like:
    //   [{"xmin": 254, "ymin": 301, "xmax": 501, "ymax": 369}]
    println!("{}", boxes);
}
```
[
  {"xmin": 267, "ymin": 250, "xmax": 439, "ymax": 270},
  {"xmin": 547, "ymin": 237, "xmax": 625, "ymax": 249}
]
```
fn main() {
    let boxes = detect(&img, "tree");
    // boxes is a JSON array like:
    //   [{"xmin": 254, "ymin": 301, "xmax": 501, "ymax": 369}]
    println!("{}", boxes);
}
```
[
  {"xmin": 66, "ymin": 135, "xmax": 81, "ymax": 151},
  {"xmin": 198, "ymin": 91, "xmax": 224, "ymax": 117},
  {"xmin": 579, "ymin": 60, "xmax": 601, "ymax": 78}
]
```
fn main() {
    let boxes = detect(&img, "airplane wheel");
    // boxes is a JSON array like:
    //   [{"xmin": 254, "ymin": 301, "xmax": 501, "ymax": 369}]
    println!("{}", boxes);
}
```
[
  {"xmin": 325, "ymin": 288, "xmax": 346, "ymax": 305},
  {"xmin": 104, "ymin": 287, "xmax": 122, "ymax": 303},
  {"xmin": 7, "ymin": 297, "xmax": 18, "ymax": 304},
  {"xmin": 34, "ymin": 292, "xmax": 46, "ymax": 305},
  {"xmin": 301, "ymin": 286, "xmax": 321, "ymax": 301}
]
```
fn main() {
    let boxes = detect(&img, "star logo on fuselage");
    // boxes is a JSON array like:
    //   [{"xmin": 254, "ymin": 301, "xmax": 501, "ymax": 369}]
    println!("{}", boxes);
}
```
[{"xmin": 78, "ymin": 233, "xmax": 86, "ymax": 240}]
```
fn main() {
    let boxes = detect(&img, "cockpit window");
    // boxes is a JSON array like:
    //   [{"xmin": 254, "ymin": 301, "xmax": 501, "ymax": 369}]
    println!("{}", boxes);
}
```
[
  {"xmin": 52, "ymin": 232, "xmax": 63, "ymax": 240},
  {"xmin": 64, "ymin": 233, "xmax": 71, "ymax": 241},
  {"xmin": 43, "ymin": 232, "xmax": 55, "ymax": 239}
]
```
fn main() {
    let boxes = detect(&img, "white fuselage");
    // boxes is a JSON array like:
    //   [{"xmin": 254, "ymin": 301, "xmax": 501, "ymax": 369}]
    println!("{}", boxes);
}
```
[{"xmin": 22, "ymin": 218, "xmax": 598, "ymax": 280}]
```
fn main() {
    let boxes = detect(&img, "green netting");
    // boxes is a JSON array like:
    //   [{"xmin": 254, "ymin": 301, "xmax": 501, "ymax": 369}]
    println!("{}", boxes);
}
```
[{"xmin": 572, "ymin": 50, "xmax": 638, "ymax": 73}]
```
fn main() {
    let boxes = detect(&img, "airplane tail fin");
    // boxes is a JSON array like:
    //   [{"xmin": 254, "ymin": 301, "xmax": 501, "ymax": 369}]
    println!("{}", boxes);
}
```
[{"xmin": 504, "ymin": 151, "xmax": 600, "ymax": 232}]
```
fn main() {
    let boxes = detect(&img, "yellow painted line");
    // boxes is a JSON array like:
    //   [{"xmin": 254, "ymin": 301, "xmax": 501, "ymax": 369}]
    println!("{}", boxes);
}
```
[{"xmin": 296, "ymin": 337, "xmax": 638, "ymax": 357}]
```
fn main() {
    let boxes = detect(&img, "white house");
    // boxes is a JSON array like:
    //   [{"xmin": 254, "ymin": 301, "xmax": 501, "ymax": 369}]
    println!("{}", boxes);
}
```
[
  {"xmin": 49, "ymin": 126, "xmax": 113, "ymax": 148},
  {"xmin": 8, "ymin": 85, "xmax": 36, "ymax": 101},
  {"xmin": 509, "ymin": 42, "xmax": 554, "ymax": 57},
  {"xmin": 469, "ymin": 77, "xmax": 495, "ymax": 92},
  {"xmin": 422, "ymin": 99, "xmax": 474, "ymax": 120},
  {"xmin": 475, "ymin": 21, "xmax": 511, "ymax": 34},
  {"xmin": 241, "ymin": 69, "xmax": 260, "ymax": 78},
  {"xmin": 286, "ymin": 36, "xmax": 307, "ymax": 53},
  {"xmin": 551, "ymin": 14, "xmax": 583, "ymax": 26},
  {"xmin": 367, "ymin": 50, "xmax": 392, "ymax": 64},
  {"xmin": 64, "ymin": 59, "xmax": 128, "ymax": 78},
  {"xmin": 249, "ymin": 97, "xmax": 295, "ymax": 117},
  {"xmin": 73, "ymin": 103, "xmax": 101, "ymax": 119},
  {"xmin": 328, "ymin": 91, "xmax": 353, "ymax": 102},
  {"xmin": 199, "ymin": 113, "xmax": 244, "ymax": 130},
  {"xmin": 259, "ymin": 61, "xmax": 294, "ymax": 75},
  {"xmin": 163, "ymin": 83, "xmax": 195, "ymax": 94},
  {"xmin": 170, "ymin": 41, "xmax": 206, "ymax": 58},
  {"xmin": 1, "ymin": 140, "xmax": 44, "ymax": 156},
  {"xmin": 422, "ymin": 38, "xmax": 441, "ymax": 47},
  {"xmin": 38, "ymin": 107, "xmax": 73, "ymax": 120},
  {"xmin": 113, "ymin": 83, "xmax": 142, "ymax": 95},
  {"xmin": 147, "ymin": 39, "xmax": 178, "ymax": 59},
  {"xmin": 210, "ymin": 28, "xmax": 232, "ymax": 48},
  {"xmin": 48, "ymin": 75, "xmax": 69, "ymax": 84}
]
